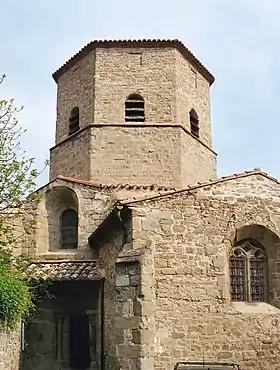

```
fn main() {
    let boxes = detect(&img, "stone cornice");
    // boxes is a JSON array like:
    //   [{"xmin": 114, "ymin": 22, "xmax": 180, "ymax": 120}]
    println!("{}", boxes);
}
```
[
  {"xmin": 50, "ymin": 123, "xmax": 217, "ymax": 156},
  {"xmin": 52, "ymin": 39, "xmax": 215, "ymax": 85}
]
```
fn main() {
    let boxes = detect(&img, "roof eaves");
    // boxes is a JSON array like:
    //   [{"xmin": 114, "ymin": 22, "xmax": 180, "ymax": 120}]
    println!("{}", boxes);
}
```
[
  {"xmin": 52, "ymin": 39, "xmax": 215, "ymax": 85},
  {"xmin": 56, "ymin": 175, "xmax": 104, "ymax": 188},
  {"xmin": 123, "ymin": 169, "xmax": 278, "ymax": 205},
  {"xmin": 27, "ymin": 261, "xmax": 102, "ymax": 281},
  {"xmin": 33, "ymin": 175, "xmax": 177, "ymax": 195},
  {"xmin": 53, "ymin": 175, "xmax": 176, "ymax": 192}
]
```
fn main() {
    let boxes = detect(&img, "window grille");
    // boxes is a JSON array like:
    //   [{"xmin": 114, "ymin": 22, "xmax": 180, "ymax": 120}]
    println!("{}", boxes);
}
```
[{"xmin": 229, "ymin": 239, "xmax": 267, "ymax": 302}]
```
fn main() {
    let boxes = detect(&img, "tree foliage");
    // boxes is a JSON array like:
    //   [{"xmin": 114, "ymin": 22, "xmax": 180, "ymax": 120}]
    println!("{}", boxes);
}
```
[
  {"xmin": 0, "ymin": 75, "xmax": 49, "ymax": 330},
  {"xmin": 0, "ymin": 270, "xmax": 32, "ymax": 329}
]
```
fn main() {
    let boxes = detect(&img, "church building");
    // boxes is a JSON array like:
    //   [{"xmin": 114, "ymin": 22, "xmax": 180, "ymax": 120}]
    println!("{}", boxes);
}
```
[{"xmin": 2, "ymin": 39, "xmax": 280, "ymax": 370}]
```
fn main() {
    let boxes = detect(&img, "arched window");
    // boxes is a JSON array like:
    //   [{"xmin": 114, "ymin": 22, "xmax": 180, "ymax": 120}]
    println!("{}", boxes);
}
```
[
  {"xmin": 230, "ymin": 239, "xmax": 268, "ymax": 302},
  {"xmin": 125, "ymin": 94, "xmax": 145, "ymax": 122},
  {"xmin": 60, "ymin": 209, "xmax": 78, "ymax": 249},
  {"xmin": 69, "ymin": 107, "xmax": 80, "ymax": 135},
  {"xmin": 189, "ymin": 109, "xmax": 199, "ymax": 138}
]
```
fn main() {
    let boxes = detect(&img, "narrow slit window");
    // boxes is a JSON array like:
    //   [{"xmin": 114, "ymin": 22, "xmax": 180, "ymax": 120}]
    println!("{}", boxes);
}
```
[
  {"xmin": 69, "ymin": 107, "xmax": 80, "ymax": 135},
  {"xmin": 229, "ymin": 239, "xmax": 267, "ymax": 302},
  {"xmin": 125, "ymin": 94, "xmax": 145, "ymax": 122},
  {"xmin": 189, "ymin": 109, "xmax": 199, "ymax": 138},
  {"xmin": 60, "ymin": 209, "xmax": 78, "ymax": 249}
]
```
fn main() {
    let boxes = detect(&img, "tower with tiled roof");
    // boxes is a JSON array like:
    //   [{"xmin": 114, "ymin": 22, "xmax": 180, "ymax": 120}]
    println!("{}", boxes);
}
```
[
  {"xmin": 6, "ymin": 38, "xmax": 280, "ymax": 370},
  {"xmin": 50, "ymin": 39, "xmax": 217, "ymax": 188}
]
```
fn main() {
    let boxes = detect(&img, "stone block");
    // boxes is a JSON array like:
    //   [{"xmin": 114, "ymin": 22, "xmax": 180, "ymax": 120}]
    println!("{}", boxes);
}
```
[
  {"xmin": 212, "ymin": 255, "xmax": 226, "ymax": 268},
  {"xmin": 116, "ymin": 286, "xmax": 136, "ymax": 302},
  {"xmin": 116, "ymin": 274, "xmax": 130, "ymax": 287},
  {"xmin": 114, "ymin": 316, "xmax": 141, "ymax": 329},
  {"xmin": 138, "ymin": 284, "xmax": 153, "ymax": 300},
  {"xmin": 216, "ymin": 275, "xmax": 227, "ymax": 299},
  {"xmin": 134, "ymin": 300, "xmax": 154, "ymax": 317},
  {"xmin": 141, "ymin": 218, "xmax": 158, "ymax": 232},
  {"xmin": 128, "ymin": 264, "xmax": 140, "ymax": 276},
  {"xmin": 122, "ymin": 300, "xmax": 134, "ymax": 318},
  {"xmin": 152, "ymin": 210, "xmax": 172, "ymax": 220},
  {"xmin": 130, "ymin": 274, "xmax": 140, "ymax": 286},
  {"xmin": 217, "ymin": 351, "xmax": 233, "ymax": 359},
  {"xmin": 115, "ymin": 331, "xmax": 125, "ymax": 344},
  {"xmin": 137, "ymin": 357, "xmax": 155, "ymax": 370},
  {"xmin": 156, "ymin": 328, "xmax": 169, "ymax": 340},
  {"xmin": 132, "ymin": 329, "xmax": 154, "ymax": 345},
  {"xmin": 116, "ymin": 344, "xmax": 141, "ymax": 358}
]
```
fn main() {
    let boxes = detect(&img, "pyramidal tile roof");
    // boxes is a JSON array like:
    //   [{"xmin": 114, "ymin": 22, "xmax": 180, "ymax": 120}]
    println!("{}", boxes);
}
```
[{"xmin": 52, "ymin": 39, "xmax": 214, "ymax": 85}]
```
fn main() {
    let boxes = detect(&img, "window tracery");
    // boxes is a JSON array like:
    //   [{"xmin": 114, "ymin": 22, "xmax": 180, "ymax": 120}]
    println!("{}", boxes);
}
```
[{"xmin": 230, "ymin": 239, "xmax": 267, "ymax": 302}]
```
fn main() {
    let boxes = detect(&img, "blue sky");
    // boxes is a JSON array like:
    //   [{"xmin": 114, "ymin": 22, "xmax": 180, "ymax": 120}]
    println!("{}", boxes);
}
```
[{"xmin": 1, "ymin": 0, "xmax": 280, "ymax": 185}]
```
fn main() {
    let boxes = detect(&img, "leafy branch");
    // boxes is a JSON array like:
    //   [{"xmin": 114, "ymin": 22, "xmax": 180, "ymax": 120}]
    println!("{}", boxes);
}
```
[{"xmin": 0, "ymin": 74, "xmax": 50, "ymax": 330}]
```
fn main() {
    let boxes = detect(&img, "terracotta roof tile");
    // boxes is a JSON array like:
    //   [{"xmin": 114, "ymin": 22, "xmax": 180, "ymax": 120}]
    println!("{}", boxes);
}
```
[
  {"xmin": 123, "ymin": 169, "xmax": 280, "ymax": 205},
  {"xmin": 27, "ymin": 261, "xmax": 102, "ymax": 281},
  {"xmin": 56, "ymin": 175, "xmax": 103, "ymax": 188},
  {"xmin": 52, "ymin": 39, "xmax": 215, "ymax": 85},
  {"xmin": 56, "ymin": 175, "xmax": 175, "ymax": 192}
]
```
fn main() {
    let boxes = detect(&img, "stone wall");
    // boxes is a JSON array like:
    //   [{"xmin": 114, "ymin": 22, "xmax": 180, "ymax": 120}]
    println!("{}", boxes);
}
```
[
  {"xmin": 94, "ymin": 47, "xmax": 177, "ymax": 124},
  {"xmin": 51, "ymin": 45, "xmax": 216, "ymax": 188},
  {"xmin": 113, "ymin": 261, "xmax": 142, "ymax": 370},
  {"xmin": 89, "ymin": 125, "xmax": 181, "ymax": 187},
  {"xmin": 180, "ymin": 129, "xmax": 216, "ymax": 185},
  {"xmin": 11, "ymin": 178, "xmax": 115, "ymax": 259},
  {"xmin": 55, "ymin": 45, "xmax": 213, "ymax": 133},
  {"xmin": 34, "ymin": 179, "xmax": 114, "ymax": 258},
  {"xmin": 129, "ymin": 175, "xmax": 280, "ymax": 370},
  {"xmin": 96, "ymin": 209, "xmax": 155, "ymax": 370},
  {"xmin": 0, "ymin": 329, "xmax": 21, "ymax": 370},
  {"xmin": 50, "ymin": 127, "xmax": 92, "ymax": 181},
  {"xmin": 55, "ymin": 50, "xmax": 95, "ymax": 144},
  {"xmin": 99, "ymin": 229, "xmax": 124, "ymax": 369},
  {"xmin": 175, "ymin": 49, "xmax": 212, "ymax": 147},
  {"xmin": 21, "ymin": 281, "xmax": 100, "ymax": 370},
  {"xmin": 50, "ymin": 123, "xmax": 217, "ymax": 188}
]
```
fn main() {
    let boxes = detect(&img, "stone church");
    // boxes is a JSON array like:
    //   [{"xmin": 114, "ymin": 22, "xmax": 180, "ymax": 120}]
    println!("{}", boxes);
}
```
[{"xmin": 2, "ymin": 39, "xmax": 280, "ymax": 370}]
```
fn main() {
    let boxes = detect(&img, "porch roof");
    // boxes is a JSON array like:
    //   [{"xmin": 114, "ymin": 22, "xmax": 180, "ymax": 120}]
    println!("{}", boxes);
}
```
[{"xmin": 27, "ymin": 261, "xmax": 102, "ymax": 281}]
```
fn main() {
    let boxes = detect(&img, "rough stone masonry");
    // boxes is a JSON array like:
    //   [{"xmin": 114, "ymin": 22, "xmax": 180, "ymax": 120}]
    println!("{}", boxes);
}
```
[{"xmin": 2, "ymin": 39, "xmax": 280, "ymax": 370}]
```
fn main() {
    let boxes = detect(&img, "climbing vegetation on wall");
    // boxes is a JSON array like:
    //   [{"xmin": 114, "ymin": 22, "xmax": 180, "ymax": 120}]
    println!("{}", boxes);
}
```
[
  {"xmin": 0, "ymin": 250, "xmax": 52, "ymax": 330},
  {"xmin": 0, "ymin": 264, "xmax": 31, "ymax": 329}
]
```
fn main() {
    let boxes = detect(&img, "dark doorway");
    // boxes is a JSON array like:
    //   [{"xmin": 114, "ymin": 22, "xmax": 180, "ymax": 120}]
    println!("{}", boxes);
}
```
[{"xmin": 69, "ymin": 314, "xmax": 91, "ymax": 369}]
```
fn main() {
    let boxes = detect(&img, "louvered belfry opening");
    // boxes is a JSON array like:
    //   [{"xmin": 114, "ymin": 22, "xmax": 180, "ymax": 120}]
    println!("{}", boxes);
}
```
[{"xmin": 125, "ymin": 94, "xmax": 145, "ymax": 122}]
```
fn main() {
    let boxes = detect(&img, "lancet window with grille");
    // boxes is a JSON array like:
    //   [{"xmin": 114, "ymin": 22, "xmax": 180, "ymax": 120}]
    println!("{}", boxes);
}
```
[{"xmin": 229, "ymin": 239, "xmax": 267, "ymax": 302}]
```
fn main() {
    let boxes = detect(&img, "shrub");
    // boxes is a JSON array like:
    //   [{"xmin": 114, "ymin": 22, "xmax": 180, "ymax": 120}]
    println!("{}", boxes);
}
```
[{"xmin": 0, "ymin": 269, "xmax": 32, "ymax": 330}]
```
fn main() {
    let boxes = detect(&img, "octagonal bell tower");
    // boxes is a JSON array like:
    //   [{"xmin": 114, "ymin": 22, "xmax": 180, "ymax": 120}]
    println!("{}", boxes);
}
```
[{"xmin": 49, "ymin": 39, "xmax": 217, "ymax": 187}]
